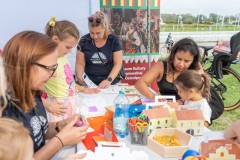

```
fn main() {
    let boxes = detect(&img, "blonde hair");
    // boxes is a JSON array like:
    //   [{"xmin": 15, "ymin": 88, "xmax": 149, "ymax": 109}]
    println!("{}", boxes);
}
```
[
  {"xmin": 0, "ymin": 118, "xmax": 31, "ymax": 160},
  {"xmin": 174, "ymin": 70, "xmax": 211, "ymax": 100},
  {"xmin": 0, "ymin": 57, "xmax": 7, "ymax": 109},
  {"xmin": 88, "ymin": 11, "xmax": 110, "ymax": 39},
  {"xmin": 2, "ymin": 31, "xmax": 58, "ymax": 112},
  {"xmin": 45, "ymin": 17, "xmax": 80, "ymax": 41}
]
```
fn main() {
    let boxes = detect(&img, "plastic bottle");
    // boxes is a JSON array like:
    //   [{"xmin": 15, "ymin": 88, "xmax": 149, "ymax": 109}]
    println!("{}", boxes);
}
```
[{"xmin": 113, "ymin": 90, "xmax": 130, "ymax": 138}]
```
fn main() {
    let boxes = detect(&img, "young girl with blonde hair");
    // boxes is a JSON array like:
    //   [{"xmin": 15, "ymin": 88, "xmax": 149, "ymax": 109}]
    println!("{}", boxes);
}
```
[
  {"xmin": 42, "ymin": 17, "xmax": 98, "ymax": 122},
  {"xmin": 0, "ymin": 118, "xmax": 34, "ymax": 160}
]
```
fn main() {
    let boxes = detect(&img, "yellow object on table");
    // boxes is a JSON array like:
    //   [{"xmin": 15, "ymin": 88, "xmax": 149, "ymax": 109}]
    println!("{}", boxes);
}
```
[{"xmin": 153, "ymin": 135, "xmax": 181, "ymax": 146}]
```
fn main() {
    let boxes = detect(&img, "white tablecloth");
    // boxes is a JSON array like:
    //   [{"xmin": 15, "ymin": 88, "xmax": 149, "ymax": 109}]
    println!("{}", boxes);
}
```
[{"xmin": 52, "ymin": 86, "xmax": 224, "ymax": 160}]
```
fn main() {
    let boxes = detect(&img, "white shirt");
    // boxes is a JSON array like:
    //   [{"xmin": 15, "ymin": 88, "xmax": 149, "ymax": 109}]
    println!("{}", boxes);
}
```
[{"xmin": 181, "ymin": 98, "xmax": 212, "ymax": 124}]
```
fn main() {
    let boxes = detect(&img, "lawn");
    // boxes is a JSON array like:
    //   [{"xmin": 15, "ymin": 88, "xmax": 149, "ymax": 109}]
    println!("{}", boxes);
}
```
[{"xmin": 209, "ymin": 63, "xmax": 240, "ymax": 131}]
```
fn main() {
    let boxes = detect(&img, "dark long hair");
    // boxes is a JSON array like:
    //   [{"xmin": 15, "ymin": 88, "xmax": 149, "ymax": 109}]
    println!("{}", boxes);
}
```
[
  {"xmin": 166, "ymin": 38, "xmax": 201, "ymax": 74},
  {"xmin": 174, "ymin": 70, "xmax": 211, "ymax": 100}
]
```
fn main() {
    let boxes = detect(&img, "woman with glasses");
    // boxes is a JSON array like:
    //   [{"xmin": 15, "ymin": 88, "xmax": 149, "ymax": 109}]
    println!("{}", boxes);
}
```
[
  {"xmin": 76, "ymin": 11, "xmax": 123, "ymax": 89},
  {"xmin": 2, "ymin": 31, "xmax": 88, "ymax": 160},
  {"xmin": 42, "ymin": 17, "xmax": 99, "ymax": 123}
]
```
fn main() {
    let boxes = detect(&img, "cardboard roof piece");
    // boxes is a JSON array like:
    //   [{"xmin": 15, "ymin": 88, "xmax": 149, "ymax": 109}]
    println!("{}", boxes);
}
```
[
  {"xmin": 82, "ymin": 125, "xmax": 118, "ymax": 152},
  {"xmin": 175, "ymin": 109, "xmax": 204, "ymax": 120},
  {"xmin": 200, "ymin": 139, "xmax": 240, "ymax": 159},
  {"xmin": 143, "ymin": 108, "xmax": 170, "ymax": 119}
]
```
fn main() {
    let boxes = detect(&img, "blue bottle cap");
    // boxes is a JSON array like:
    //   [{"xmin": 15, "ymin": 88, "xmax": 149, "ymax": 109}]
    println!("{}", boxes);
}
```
[{"xmin": 119, "ymin": 90, "xmax": 125, "ymax": 94}]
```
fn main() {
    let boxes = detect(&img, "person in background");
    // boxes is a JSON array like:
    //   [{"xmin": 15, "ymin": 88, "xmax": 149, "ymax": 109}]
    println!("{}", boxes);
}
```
[
  {"xmin": 2, "ymin": 31, "xmax": 88, "ymax": 160},
  {"xmin": 75, "ymin": 11, "xmax": 123, "ymax": 88},
  {"xmin": 135, "ymin": 38, "xmax": 204, "ymax": 103},
  {"xmin": 224, "ymin": 120, "xmax": 240, "ymax": 144},
  {"xmin": 174, "ymin": 70, "xmax": 212, "ymax": 127},
  {"xmin": 42, "ymin": 17, "xmax": 99, "ymax": 122}
]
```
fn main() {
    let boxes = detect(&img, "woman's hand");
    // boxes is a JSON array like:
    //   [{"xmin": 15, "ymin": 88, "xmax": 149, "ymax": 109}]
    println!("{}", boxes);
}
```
[
  {"xmin": 77, "ymin": 75, "xmax": 86, "ymax": 85},
  {"xmin": 56, "ymin": 115, "xmax": 89, "ymax": 146},
  {"xmin": 98, "ymin": 79, "xmax": 111, "ymax": 89},
  {"xmin": 224, "ymin": 120, "xmax": 240, "ymax": 144}
]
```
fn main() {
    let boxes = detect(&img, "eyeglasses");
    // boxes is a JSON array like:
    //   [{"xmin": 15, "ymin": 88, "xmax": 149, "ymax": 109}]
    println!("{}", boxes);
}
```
[
  {"xmin": 88, "ymin": 17, "xmax": 102, "ymax": 24},
  {"xmin": 32, "ymin": 62, "xmax": 58, "ymax": 77}
]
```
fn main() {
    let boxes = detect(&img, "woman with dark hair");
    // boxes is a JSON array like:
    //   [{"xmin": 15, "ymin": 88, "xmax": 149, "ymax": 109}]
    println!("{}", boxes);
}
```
[{"xmin": 135, "ymin": 38, "xmax": 204, "ymax": 102}]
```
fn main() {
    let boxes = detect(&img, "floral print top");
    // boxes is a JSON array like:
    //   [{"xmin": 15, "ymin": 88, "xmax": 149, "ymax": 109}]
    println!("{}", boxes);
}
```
[{"xmin": 42, "ymin": 56, "xmax": 76, "ymax": 98}]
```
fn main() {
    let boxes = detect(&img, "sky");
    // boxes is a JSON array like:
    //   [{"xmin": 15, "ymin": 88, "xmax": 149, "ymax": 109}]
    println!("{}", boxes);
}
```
[{"xmin": 160, "ymin": 0, "xmax": 240, "ymax": 17}]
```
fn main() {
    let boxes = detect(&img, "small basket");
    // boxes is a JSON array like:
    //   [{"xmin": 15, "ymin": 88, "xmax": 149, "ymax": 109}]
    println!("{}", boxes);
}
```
[{"xmin": 129, "ymin": 124, "xmax": 148, "ymax": 145}]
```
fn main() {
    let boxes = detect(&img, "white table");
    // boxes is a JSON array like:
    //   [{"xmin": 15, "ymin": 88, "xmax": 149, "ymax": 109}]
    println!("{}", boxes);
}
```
[{"xmin": 52, "ymin": 86, "xmax": 224, "ymax": 160}]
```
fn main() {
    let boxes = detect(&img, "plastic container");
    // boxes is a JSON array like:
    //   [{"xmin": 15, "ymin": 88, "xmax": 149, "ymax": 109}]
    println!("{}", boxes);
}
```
[{"xmin": 113, "ymin": 90, "xmax": 130, "ymax": 138}]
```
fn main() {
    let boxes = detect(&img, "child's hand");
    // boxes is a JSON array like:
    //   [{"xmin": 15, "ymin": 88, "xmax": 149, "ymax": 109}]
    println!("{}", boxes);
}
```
[
  {"xmin": 46, "ymin": 99, "xmax": 67, "ymax": 116},
  {"xmin": 177, "ymin": 99, "xmax": 184, "ymax": 105},
  {"xmin": 82, "ymin": 87, "xmax": 99, "ymax": 94},
  {"xmin": 76, "ymin": 85, "xmax": 99, "ymax": 94}
]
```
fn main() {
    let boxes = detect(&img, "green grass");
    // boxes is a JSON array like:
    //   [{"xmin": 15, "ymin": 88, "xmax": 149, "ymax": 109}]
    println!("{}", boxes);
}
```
[
  {"xmin": 160, "ymin": 24, "xmax": 240, "ymax": 32},
  {"xmin": 209, "ymin": 63, "xmax": 240, "ymax": 131}
]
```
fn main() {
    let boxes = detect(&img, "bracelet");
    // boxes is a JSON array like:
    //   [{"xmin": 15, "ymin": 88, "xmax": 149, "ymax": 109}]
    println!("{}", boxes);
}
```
[
  {"xmin": 55, "ymin": 121, "xmax": 60, "ymax": 133},
  {"xmin": 54, "ymin": 135, "xmax": 64, "ymax": 147}
]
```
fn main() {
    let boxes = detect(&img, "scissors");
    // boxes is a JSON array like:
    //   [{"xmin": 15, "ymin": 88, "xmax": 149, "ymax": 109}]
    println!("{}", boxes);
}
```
[
  {"xmin": 128, "ymin": 118, "xmax": 137, "ymax": 132},
  {"xmin": 136, "ymin": 122, "xmax": 148, "ymax": 133}
]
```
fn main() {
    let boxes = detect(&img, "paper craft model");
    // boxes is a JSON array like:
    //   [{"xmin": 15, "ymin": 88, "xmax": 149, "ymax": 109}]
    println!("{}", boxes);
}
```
[
  {"xmin": 82, "ymin": 125, "xmax": 118, "ymax": 152},
  {"xmin": 95, "ymin": 142, "xmax": 131, "ymax": 160},
  {"xmin": 200, "ymin": 139, "xmax": 240, "ymax": 160},
  {"xmin": 173, "ymin": 109, "xmax": 204, "ymax": 136},
  {"xmin": 143, "ymin": 108, "xmax": 171, "ymax": 134}
]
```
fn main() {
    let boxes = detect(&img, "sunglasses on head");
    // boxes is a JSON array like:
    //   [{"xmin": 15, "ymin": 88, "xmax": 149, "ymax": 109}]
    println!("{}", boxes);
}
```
[{"xmin": 88, "ymin": 17, "xmax": 102, "ymax": 24}]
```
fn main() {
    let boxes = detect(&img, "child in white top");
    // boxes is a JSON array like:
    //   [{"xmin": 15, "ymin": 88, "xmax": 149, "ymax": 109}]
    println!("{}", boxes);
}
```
[{"xmin": 174, "ymin": 70, "xmax": 212, "ymax": 127}]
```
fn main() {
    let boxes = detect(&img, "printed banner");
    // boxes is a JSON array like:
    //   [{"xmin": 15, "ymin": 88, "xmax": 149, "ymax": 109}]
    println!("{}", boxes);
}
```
[
  {"xmin": 101, "ymin": 0, "xmax": 160, "ymax": 9},
  {"xmin": 101, "ymin": 0, "xmax": 160, "ymax": 86}
]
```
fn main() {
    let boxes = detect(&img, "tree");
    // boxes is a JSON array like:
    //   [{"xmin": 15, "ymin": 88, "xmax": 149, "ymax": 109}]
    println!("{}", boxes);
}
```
[{"xmin": 209, "ymin": 13, "xmax": 218, "ymax": 23}]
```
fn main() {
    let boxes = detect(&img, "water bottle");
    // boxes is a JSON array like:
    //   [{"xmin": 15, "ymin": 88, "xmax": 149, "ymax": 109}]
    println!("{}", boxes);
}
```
[{"xmin": 113, "ymin": 90, "xmax": 130, "ymax": 138}]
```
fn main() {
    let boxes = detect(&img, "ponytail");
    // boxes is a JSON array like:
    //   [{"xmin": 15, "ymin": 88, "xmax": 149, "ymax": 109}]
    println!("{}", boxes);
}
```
[{"xmin": 201, "ymin": 73, "xmax": 211, "ymax": 100}]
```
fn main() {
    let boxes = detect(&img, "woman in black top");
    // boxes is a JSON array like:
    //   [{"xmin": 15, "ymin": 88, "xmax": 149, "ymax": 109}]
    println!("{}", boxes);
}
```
[
  {"xmin": 76, "ymin": 11, "xmax": 123, "ymax": 88},
  {"xmin": 135, "ymin": 38, "xmax": 204, "ymax": 101}
]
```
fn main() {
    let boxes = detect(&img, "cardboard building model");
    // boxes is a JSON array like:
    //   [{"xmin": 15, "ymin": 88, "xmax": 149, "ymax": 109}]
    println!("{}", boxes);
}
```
[
  {"xmin": 143, "ymin": 108, "xmax": 172, "ymax": 134},
  {"xmin": 173, "ymin": 109, "xmax": 204, "ymax": 136},
  {"xmin": 200, "ymin": 139, "xmax": 240, "ymax": 160}
]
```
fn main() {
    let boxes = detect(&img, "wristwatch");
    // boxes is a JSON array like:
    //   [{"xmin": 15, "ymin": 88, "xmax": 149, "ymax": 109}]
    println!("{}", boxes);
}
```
[{"xmin": 107, "ymin": 77, "xmax": 113, "ymax": 82}]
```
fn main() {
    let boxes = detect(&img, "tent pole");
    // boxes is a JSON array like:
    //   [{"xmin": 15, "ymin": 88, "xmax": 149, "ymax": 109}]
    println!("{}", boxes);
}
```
[{"xmin": 147, "ymin": 0, "xmax": 151, "ymax": 70}]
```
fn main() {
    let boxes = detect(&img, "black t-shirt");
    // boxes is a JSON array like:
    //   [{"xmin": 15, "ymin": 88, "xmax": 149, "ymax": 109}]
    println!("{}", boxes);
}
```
[
  {"xmin": 157, "ymin": 61, "xmax": 180, "ymax": 100},
  {"xmin": 3, "ymin": 94, "xmax": 48, "ymax": 152},
  {"xmin": 77, "ymin": 34, "xmax": 122, "ymax": 85}
]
